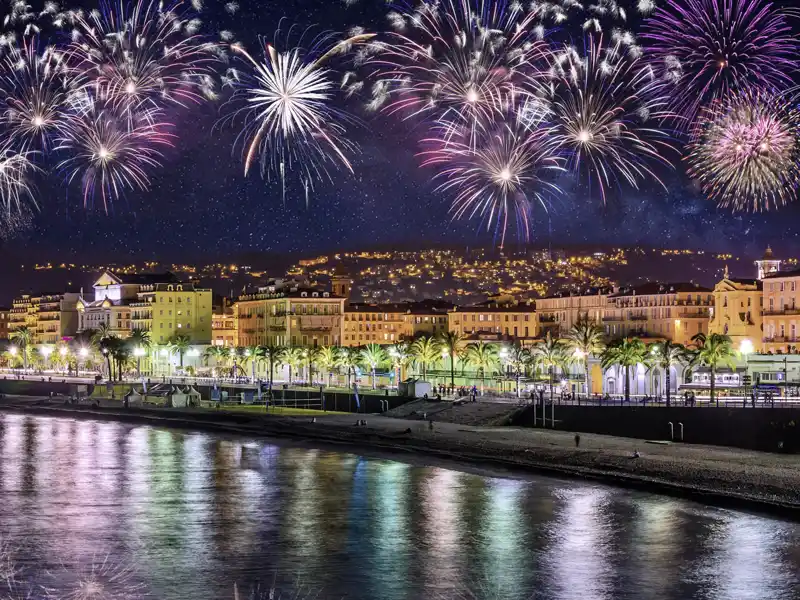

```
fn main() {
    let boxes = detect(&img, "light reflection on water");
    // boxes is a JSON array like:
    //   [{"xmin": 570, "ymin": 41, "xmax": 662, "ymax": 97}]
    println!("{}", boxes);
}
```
[{"xmin": 0, "ymin": 413, "xmax": 799, "ymax": 600}]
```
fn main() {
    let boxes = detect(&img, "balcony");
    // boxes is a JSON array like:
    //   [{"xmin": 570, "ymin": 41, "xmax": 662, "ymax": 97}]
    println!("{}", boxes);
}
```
[
  {"xmin": 763, "ymin": 307, "xmax": 800, "ymax": 316},
  {"xmin": 538, "ymin": 315, "xmax": 557, "ymax": 323},
  {"xmin": 764, "ymin": 336, "xmax": 800, "ymax": 343}
]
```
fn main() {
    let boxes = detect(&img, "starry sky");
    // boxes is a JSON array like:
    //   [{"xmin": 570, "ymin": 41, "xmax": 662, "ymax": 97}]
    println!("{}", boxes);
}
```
[{"xmin": 2, "ymin": 0, "xmax": 799, "ymax": 263}]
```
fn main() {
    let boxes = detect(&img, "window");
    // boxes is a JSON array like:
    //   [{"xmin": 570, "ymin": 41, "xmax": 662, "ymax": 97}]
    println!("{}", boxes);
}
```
[
  {"xmin": 792, "ymin": 324, "xmax": 796, "ymax": 340},
  {"xmin": 781, "ymin": 324, "xmax": 785, "ymax": 337}
]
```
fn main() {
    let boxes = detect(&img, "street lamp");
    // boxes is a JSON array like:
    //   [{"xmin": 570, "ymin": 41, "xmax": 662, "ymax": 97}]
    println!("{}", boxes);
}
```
[
  {"xmin": 8, "ymin": 346, "xmax": 17, "ymax": 373},
  {"xmin": 59, "ymin": 346, "xmax": 68, "ymax": 374},
  {"xmin": 573, "ymin": 348, "xmax": 587, "ymax": 396},
  {"xmin": 40, "ymin": 346, "xmax": 53, "ymax": 372},
  {"xmin": 134, "ymin": 346, "xmax": 146, "ymax": 377},
  {"xmin": 740, "ymin": 339, "xmax": 754, "ymax": 403},
  {"xmin": 79, "ymin": 347, "xmax": 89, "ymax": 375}
]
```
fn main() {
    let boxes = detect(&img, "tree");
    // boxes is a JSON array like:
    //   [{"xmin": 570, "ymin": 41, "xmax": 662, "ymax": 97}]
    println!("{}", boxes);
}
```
[
  {"xmin": 203, "ymin": 345, "xmax": 227, "ymax": 369},
  {"xmin": 316, "ymin": 346, "xmax": 340, "ymax": 387},
  {"xmin": 339, "ymin": 347, "xmax": 362, "ymax": 388},
  {"xmin": 283, "ymin": 347, "xmax": 305, "ymax": 385},
  {"xmin": 91, "ymin": 324, "xmax": 111, "ymax": 347},
  {"xmin": 438, "ymin": 331, "xmax": 464, "ymax": 389},
  {"xmin": 565, "ymin": 318, "xmax": 606, "ymax": 397},
  {"xmin": 170, "ymin": 334, "xmax": 191, "ymax": 368},
  {"xmin": 465, "ymin": 342, "xmax": 499, "ymax": 395},
  {"xmin": 9, "ymin": 326, "xmax": 33, "ymax": 371},
  {"xmin": 532, "ymin": 332, "xmax": 570, "ymax": 402},
  {"xmin": 98, "ymin": 335, "xmax": 117, "ymax": 381},
  {"xmin": 503, "ymin": 341, "xmax": 531, "ymax": 398},
  {"xmin": 109, "ymin": 338, "xmax": 131, "ymax": 381},
  {"xmin": 410, "ymin": 336, "xmax": 442, "ymax": 381},
  {"xmin": 242, "ymin": 345, "xmax": 262, "ymax": 381},
  {"xmin": 600, "ymin": 337, "xmax": 648, "ymax": 403},
  {"xmin": 691, "ymin": 333, "xmax": 737, "ymax": 407},
  {"xmin": 258, "ymin": 345, "xmax": 286, "ymax": 391},
  {"xmin": 360, "ymin": 343, "xmax": 387, "ymax": 390},
  {"xmin": 648, "ymin": 341, "xmax": 690, "ymax": 407},
  {"xmin": 389, "ymin": 341, "xmax": 411, "ymax": 385},
  {"xmin": 128, "ymin": 329, "xmax": 152, "ymax": 376}
]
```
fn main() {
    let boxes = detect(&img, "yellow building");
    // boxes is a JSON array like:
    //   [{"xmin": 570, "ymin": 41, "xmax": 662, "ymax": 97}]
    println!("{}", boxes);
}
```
[
  {"xmin": 604, "ymin": 283, "xmax": 712, "ymax": 345},
  {"xmin": 448, "ymin": 300, "xmax": 536, "ymax": 343},
  {"xmin": 535, "ymin": 287, "xmax": 612, "ymax": 338},
  {"xmin": 236, "ymin": 280, "xmax": 345, "ymax": 347},
  {"xmin": 761, "ymin": 268, "xmax": 800, "ymax": 354},
  {"xmin": 212, "ymin": 299, "xmax": 237, "ymax": 347},
  {"xmin": 9, "ymin": 292, "xmax": 79, "ymax": 344},
  {"xmin": 708, "ymin": 270, "xmax": 762, "ymax": 350},
  {"xmin": 0, "ymin": 307, "xmax": 9, "ymax": 340},
  {"xmin": 342, "ymin": 300, "xmax": 454, "ymax": 346},
  {"xmin": 78, "ymin": 272, "xmax": 212, "ymax": 345}
]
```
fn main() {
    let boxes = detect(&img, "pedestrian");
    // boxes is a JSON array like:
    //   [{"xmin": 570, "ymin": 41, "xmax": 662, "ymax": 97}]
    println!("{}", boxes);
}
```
[{"xmin": 574, "ymin": 433, "xmax": 581, "ymax": 448}]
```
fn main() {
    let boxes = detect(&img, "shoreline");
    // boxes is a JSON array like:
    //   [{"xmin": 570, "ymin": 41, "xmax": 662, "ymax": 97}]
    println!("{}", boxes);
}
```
[{"xmin": 2, "ymin": 400, "xmax": 800, "ymax": 520}]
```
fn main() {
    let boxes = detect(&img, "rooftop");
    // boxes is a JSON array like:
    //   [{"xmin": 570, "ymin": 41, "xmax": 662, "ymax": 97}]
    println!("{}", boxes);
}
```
[
  {"xmin": 609, "ymin": 282, "xmax": 712, "ymax": 297},
  {"xmin": 106, "ymin": 272, "xmax": 180, "ymax": 285}
]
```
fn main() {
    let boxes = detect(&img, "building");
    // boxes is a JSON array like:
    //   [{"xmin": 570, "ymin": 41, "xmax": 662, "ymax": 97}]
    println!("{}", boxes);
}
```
[
  {"xmin": 211, "ymin": 298, "xmax": 237, "ymax": 347},
  {"xmin": 535, "ymin": 287, "xmax": 612, "ymax": 338},
  {"xmin": 78, "ymin": 271, "xmax": 213, "ymax": 345},
  {"xmin": 7, "ymin": 292, "xmax": 79, "ymax": 344},
  {"xmin": 33, "ymin": 293, "xmax": 80, "ymax": 344},
  {"xmin": 236, "ymin": 279, "xmax": 345, "ymax": 347},
  {"xmin": 603, "ymin": 283, "xmax": 712, "ymax": 345},
  {"xmin": 342, "ymin": 299, "xmax": 454, "ymax": 346},
  {"xmin": 755, "ymin": 246, "xmax": 782, "ymax": 280},
  {"xmin": 761, "ymin": 268, "xmax": 800, "ymax": 354},
  {"xmin": 0, "ymin": 307, "xmax": 10, "ymax": 340},
  {"xmin": 448, "ymin": 300, "xmax": 536, "ymax": 343},
  {"xmin": 708, "ymin": 267, "xmax": 762, "ymax": 350}
]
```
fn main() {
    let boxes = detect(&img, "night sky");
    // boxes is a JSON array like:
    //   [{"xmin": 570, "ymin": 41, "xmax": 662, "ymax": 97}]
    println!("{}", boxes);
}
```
[{"xmin": 2, "ymin": 0, "xmax": 799, "ymax": 263}]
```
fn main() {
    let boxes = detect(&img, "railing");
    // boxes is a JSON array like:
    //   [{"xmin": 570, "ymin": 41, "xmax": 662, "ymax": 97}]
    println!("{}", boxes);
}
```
[{"xmin": 762, "ymin": 308, "xmax": 800, "ymax": 316}]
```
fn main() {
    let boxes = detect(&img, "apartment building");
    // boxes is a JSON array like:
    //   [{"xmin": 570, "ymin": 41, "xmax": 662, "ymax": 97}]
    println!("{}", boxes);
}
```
[
  {"xmin": 448, "ymin": 300, "xmax": 536, "ymax": 343},
  {"xmin": 535, "ymin": 287, "xmax": 612, "ymax": 338},
  {"xmin": 8, "ymin": 292, "xmax": 79, "ymax": 344},
  {"xmin": 236, "ymin": 280, "xmax": 345, "ymax": 348},
  {"xmin": 708, "ymin": 269, "xmax": 762, "ymax": 349},
  {"xmin": 761, "ymin": 268, "xmax": 800, "ymax": 353}
]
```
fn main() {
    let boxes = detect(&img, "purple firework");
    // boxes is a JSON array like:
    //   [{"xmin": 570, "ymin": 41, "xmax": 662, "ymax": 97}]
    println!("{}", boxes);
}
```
[{"xmin": 642, "ymin": 0, "xmax": 799, "ymax": 129}]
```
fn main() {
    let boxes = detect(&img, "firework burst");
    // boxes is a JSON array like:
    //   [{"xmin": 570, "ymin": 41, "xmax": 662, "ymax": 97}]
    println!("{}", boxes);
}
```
[
  {"xmin": 67, "ymin": 0, "xmax": 219, "ymax": 118},
  {"xmin": 42, "ymin": 555, "xmax": 149, "ymax": 600},
  {"xmin": 55, "ymin": 97, "xmax": 173, "ymax": 212},
  {"xmin": 0, "ymin": 139, "xmax": 37, "ymax": 216},
  {"xmin": 420, "ymin": 103, "xmax": 562, "ymax": 246},
  {"xmin": 228, "ymin": 29, "xmax": 373, "ymax": 193},
  {"xmin": 367, "ymin": 0, "xmax": 552, "ymax": 123},
  {"xmin": 686, "ymin": 92, "xmax": 800, "ymax": 212},
  {"xmin": 548, "ymin": 35, "xmax": 673, "ymax": 202},
  {"xmin": 0, "ymin": 38, "xmax": 76, "ymax": 152},
  {"xmin": 643, "ymin": 0, "xmax": 799, "ymax": 128}
]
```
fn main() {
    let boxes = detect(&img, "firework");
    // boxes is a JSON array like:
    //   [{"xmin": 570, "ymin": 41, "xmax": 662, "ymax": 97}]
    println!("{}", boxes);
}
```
[
  {"xmin": 42, "ymin": 555, "xmax": 149, "ymax": 600},
  {"xmin": 0, "ymin": 39, "xmax": 76, "ymax": 152},
  {"xmin": 66, "ymin": 0, "xmax": 219, "ymax": 118},
  {"xmin": 420, "ymin": 104, "xmax": 562, "ymax": 246},
  {"xmin": 55, "ymin": 96, "xmax": 173, "ymax": 212},
  {"xmin": 367, "ymin": 0, "xmax": 552, "ymax": 123},
  {"xmin": 0, "ymin": 139, "xmax": 37, "ymax": 216},
  {"xmin": 686, "ymin": 92, "xmax": 800, "ymax": 212},
  {"xmin": 228, "ymin": 30, "xmax": 373, "ymax": 190},
  {"xmin": 642, "ymin": 0, "xmax": 799, "ymax": 128},
  {"xmin": 547, "ymin": 35, "xmax": 673, "ymax": 202}
]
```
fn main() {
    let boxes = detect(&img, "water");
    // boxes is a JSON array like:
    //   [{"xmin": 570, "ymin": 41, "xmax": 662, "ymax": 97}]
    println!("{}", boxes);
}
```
[{"xmin": 1, "ymin": 413, "xmax": 799, "ymax": 600}]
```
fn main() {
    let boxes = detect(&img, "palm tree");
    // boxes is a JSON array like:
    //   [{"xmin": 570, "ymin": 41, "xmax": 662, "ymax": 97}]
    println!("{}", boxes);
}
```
[
  {"xmin": 259, "ymin": 344, "xmax": 286, "ymax": 390},
  {"xmin": 410, "ymin": 336, "xmax": 442, "ymax": 381},
  {"xmin": 339, "ymin": 347, "xmax": 362, "ymax": 388},
  {"xmin": 170, "ymin": 334, "xmax": 192, "ymax": 369},
  {"xmin": 532, "ymin": 332, "xmax": 570, "ymax": 402},
  {"xmin": 316, "ymin": 346, "xmax": 340, "ymax": 387},
  {"xmin": 648, "ymin": 341, "xmax": 690, "ymax": 407},
  {"xmin": 361, "ymin": 343, "xmax": 387, "ymax": 389},
  {"xmin": 97, "ymin": 335, "xmax": 117, "ymax": 381},
  {"xmin": 203, "ymin": 345, "xmax": 228, "ymax": 373},
  {"xmin": 283, "ymin": 347, "xmax": 305, "ymax": 385},
  {"xmin": 438, "ymin": 331, "xmax": 464, "ymax": 389},
  {"xmin": 565, "ymin": 318, "xmax": 606, "ymax": 397},
  {"xmin": 128, "ymin": 329, "xmax": 152, "ymax": 376},
  {"xmin": 242, "ymin": 345, "xmax": 262, "ymax": 381},
  {"xmin": 110, "ymin": 338, "xmax": 131, "ymax": 381},
  {"xmin": 9, "ymin": 326, "xmax": 34, "ymax": 371},
  {"xmin": 600, "ymin": 337, "xmax": 648, "ymax": 403},
  {"xmin": 691, "ymin": 333, "xmax": 737, "ymax": 407},
  {"xmin": 465, "ymin": 342, "xmax": 499, "ymax": 394},
  {"xmin": 389, "ymin": 341, "xmax": 411, "ymax": 385},
  {"xmin": 91, "ymin": 323, "xmax": 111, "ymax": 346},
  {"xmin": 504, "ymin": 341, "xmax": 531, "ymax": 398}
]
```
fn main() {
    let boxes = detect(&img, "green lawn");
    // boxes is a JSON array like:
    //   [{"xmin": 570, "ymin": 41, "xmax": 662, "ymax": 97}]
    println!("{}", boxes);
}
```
[{"xmin": 218, "ymin": 404, "xmax": 351, "ymax": 417}]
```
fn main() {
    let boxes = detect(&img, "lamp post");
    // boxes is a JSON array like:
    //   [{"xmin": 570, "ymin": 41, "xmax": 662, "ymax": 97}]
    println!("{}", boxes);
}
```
[
  {"xmin": 79, "ymin": 347, "xmax": 89, "ymax": 376},
  {"xmin": 574, "ymin": 348, "xmax": 586, "ymax": 397},
  {"xmin": 41, "ymin": 346, "xmax": 53, "ymax": 373},
  {"xmin": 134, "ymin": 347, "xmax": 145, "ymax": 377},
  {"xmin": 441, "ymin": 349, "xmax": 449, "ymax": 390},
  {"xmin": 740, "ymin": 339, "xmax": 754, "ymax": 404},
  {"xmin": 159, "ymin": 348, "xmax": 169, "ymax": 378},
  {"xmin": 9, "ymin": 346, "xmax": 18, "ymax": 373},
  {"xmin": 59, "ymin": 346, "xmax": 68, "ymax": 375}
]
